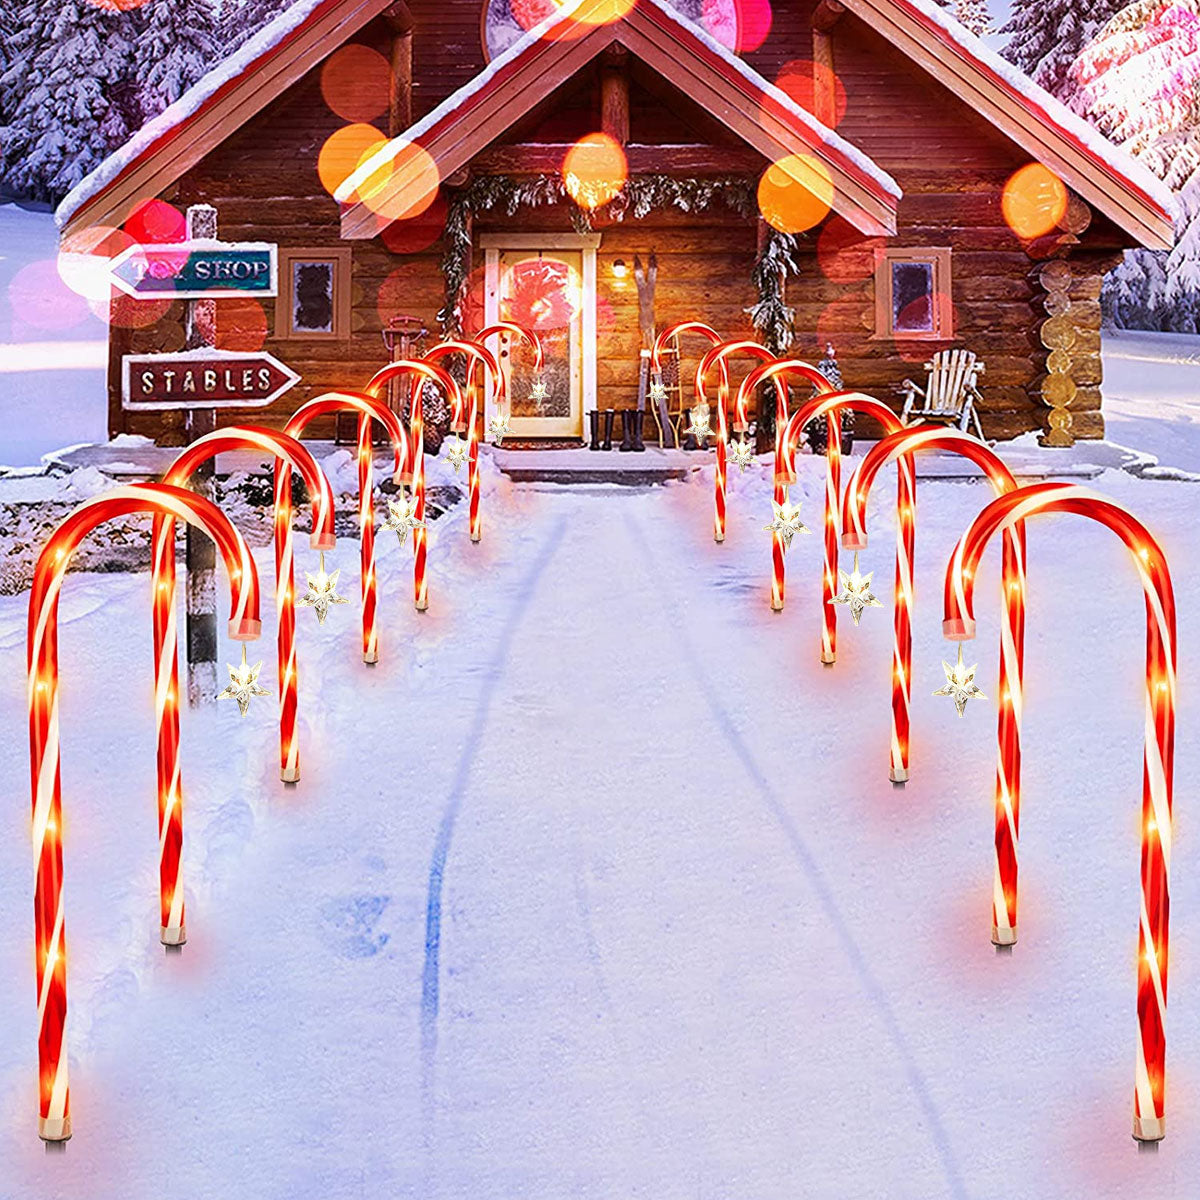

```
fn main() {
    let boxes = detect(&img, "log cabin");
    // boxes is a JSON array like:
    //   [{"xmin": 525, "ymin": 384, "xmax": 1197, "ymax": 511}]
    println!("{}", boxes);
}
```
[{"xmin": 56, "ymin": 0, "xmax": 1174, "ymax": 446}]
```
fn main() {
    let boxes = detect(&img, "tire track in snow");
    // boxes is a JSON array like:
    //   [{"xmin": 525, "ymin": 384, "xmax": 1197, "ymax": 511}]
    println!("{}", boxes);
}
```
[
  {"xmin": 626, "ymin": 512, "xmax": 970, "ymax": 1200},
  {"xmin": 419, "ymin": 517, "xmax": 567, "ymax": 1101}
]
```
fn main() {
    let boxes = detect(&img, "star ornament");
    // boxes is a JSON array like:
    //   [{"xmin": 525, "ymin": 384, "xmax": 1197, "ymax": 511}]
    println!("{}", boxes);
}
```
[
  {"xmin": 728, "ymin": 438, "xmax": 755, "ymax": 473},
  {"xmin": 529, "ymin": 377, "xmax": 549, "ymax": 404},
  {"xmin": 764, "ymin": 498, "xmax": 810, "ymax": 551},
  {"xmin": 218, "ymin": 644, "xmax": 270, "ymax": 718},
  {"xmin": 445, "ymin": 435, "xmax": 469, "ymax": 475},
  {"xmin": 488, "ymin": 412, "xmax": 511, "ymax": 446},
  {"xmin": 832, "ymin": 553, "xmax": 884, "ymax": 625},
  {"xmin": 685, "ymin": 407, "xmax": 713, "ymax": 442},
  {"xmin": 934, "ymin": 645, "xmax": 987, "ymax": 717},
  {"xmin": 649, "ymin": 377, "xmax": 667, "ymax": 404},
  {"xmin": 296, "ymin": 552, "xmax": 349, "ymax": 625},
  {"xmin": 380, "ymin": 495, "xmax": 425, "ymax": 548}
]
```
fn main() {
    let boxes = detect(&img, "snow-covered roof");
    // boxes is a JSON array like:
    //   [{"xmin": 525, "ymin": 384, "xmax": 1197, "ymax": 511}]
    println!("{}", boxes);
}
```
[
  {"xmin": 56, "ymin": 0, "xmax": 393, "ymax": 234},
  {"xmin": 337, "ymin": 0, "xmax": 901, "ymax": 211}
]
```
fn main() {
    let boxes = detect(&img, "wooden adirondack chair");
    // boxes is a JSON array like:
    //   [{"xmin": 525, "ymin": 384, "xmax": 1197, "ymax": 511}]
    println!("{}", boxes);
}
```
[{"xmin": 900, "ymin": 347, "xmax": 988, "ymax": 442}]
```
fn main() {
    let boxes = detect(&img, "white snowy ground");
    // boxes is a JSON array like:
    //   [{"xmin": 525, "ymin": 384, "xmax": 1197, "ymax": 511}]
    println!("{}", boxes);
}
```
[{"xmin": 0, "ymin": 443, "xmax": 1197, "ymax": 1200}]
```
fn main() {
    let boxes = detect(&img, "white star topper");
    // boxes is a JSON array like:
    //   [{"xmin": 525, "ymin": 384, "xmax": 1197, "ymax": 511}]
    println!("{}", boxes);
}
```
[
  {"xmin": 728, "ymin": 438, "xmax": 755, "ymax": 472},
  {"xmin": 832, "ymin": 553, "xmax": 884, "ymax": 626},
  {"xmin": 934, "ymin": 645, "xmax": 987, "ymax": 717},
  {"xmin": 444, "ymin": 435, "xmax": 469, "ymax": 475},
  {"xmin": 489, "ymin": 412, "xmax": 511, "ymax": 445},
  {"xmin": 380, "ymin": 495, "xmax": 425, "ymax": 547},
  {"xmin": 649, "ymin": 377, "xmax": 667, "ymax": 404},
  {"xmin": 685, "ymin": 407, "xmax": 713, "ymax": 442},
  {"xmin": 217, "ymin": 644, "xmax": 270, "ymax": 717},
  {"xmin": 530, "ymin": 377, "xmax": 549, "ymax": 403},
  {"xmin": 765, "ymin": 498, "xmax": 810, "ymax": 550}
]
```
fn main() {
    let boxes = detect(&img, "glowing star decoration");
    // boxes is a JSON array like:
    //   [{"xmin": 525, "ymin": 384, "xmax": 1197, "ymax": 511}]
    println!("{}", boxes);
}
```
[
  {"xmin": 530, "ymin": 377, "xmax": 549, "ymax": 404},
  {"xmin": 765, "ymin": 498, "xmax": 810, "ymax": 551},
  {"xmin": 489, "ymin": 412, "xmax": 511, "ymax": 445},
  {"xmin": 445, "ymin": 435, "xmax": 469, "ymax": 475},
  {"xmin": 728, "ymin": 438, "xmax": 755, "ymax": 473},
  {"xmin": 685, "ymin": 407, "xmax": 713, "ymax": 442},
  {"xmin": 217, "ymin": 644, "xmax": 271, "ymax": 717},
  {"xmin": 832, "ymin": 552, "xmax": 883, "ymax": 625},
  {"xmin": 297, "ymin": 552, "xmax": 349, "ymax": 625},
  {"xmin": 933, "ymin": 645, "xmax": 987, "ymax": 717},
  {"xmin": 380, "ymin": 495, "xmax": 425, "ymax": 548},
  {"xmin": 649, "ymin": 377, "xmax": 667, "ymax": 404}
]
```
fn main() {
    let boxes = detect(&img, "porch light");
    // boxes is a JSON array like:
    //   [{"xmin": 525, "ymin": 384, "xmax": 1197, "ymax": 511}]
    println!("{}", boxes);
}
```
[{"xmin": 612, "ymin": 258, "xmax": 628, "ymax": 279}]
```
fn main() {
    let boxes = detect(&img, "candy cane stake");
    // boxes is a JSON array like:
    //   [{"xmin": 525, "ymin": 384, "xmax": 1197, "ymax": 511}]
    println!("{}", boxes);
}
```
[
  {"xmin": 943, "ymin": 483, "xmax": 1176, "ymax": 1142},
  {"xmin": 159, "ymin": 428, "xmax": 336, "ymax": 787},
  {"xmin": 286, "ymin": 391, "xmax": 407, "ymax": 663},
  {"xmin": 694, "ymin": 340, "xmax": 788, "ymax": 543},
  {"xmin": 28, "ymin": 483, "xmax": 261, "ymax": 1141},
  {"xmin": 365, "ymin": 360, "xmax": 462, "ymax": 612},
  {"xmin": 840, "ymin": 426, "xmax": 1024, "ymax": 801},
  {"xmin": 474, "ymin": 321, "xmax": 545, "ymax": 442},
  {"xmin": 733, "ymin": 362, "xmax": 844, "ymax": 628},
  {"xmin": 423, "ymin": 340, "xmax": 503, "ymax": 543}
]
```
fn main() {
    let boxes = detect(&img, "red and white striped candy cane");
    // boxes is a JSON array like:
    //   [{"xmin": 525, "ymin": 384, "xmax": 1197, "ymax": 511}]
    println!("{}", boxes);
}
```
[
  {"xmin": 694, "ymin": 339, "xmax": 788, "ymax": 543},
  {"xmin": 943, "ymin": 482, "xmax": 1176, "ymax": 1142},
  {"xmin": 733, "ymin": 362, "xmax": 846, "ymax": 625},
  {"xmin": 473, "ymin": 322, "xmax": 543, "ymax": 449},
  {"xmin": 840, "ymin": 427, "xmax": 1024, "ymax": 803},
  {"xmin": 286, "ymin": 391, "xmax": 407, "ymax": 663},
  {"xmin": 365, "ymin": 360, "xmax": 462, "ymax": 612},
  {"xmin": 160, "ymin": 427, "xmax": 336, "ymax": 787},
  {"xmin": 423, "ymin": 340, "xmax": 503, "ymax": 543},
  {"xmin": 28, "ymin": 483, "xmax": 261, "ymax": 1141}
]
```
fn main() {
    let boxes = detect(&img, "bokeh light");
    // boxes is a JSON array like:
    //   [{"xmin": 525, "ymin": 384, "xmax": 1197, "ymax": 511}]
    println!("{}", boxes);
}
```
[
  {"xmin": 58, "ymin": 225, "xmax": 136, "ymax": 301},
  {"xmin": 318, "ymin": 123, "xmax": 389, "ymax": 197},
  {"xmin": 1001, "ymin": 163, "xmax": 1068, "ymax": 240},
  {"xmin": 86, "ymin": 0, "xmax": 149, "ymax": 9},
  {"xmin": 9, "ymin": 261, "xmax": 91, "ymax": 333},
  {"xmin": 562, "ymin": 133, "xmax": 627, "ymax": 210},
  {"xmin": 501, "ymin": 257, "xmax": 581, "ymax": 331},
  {"xmin": 320, "ymin": 44, "xmax": 392, "ymax": 123},
  {"xmin": 214, "ymin": 298, "xmax": 268, "ymax": 352},
  {"xmin": 757, "ymin": 154, "xmax": 834, "ymax": 234},
  {"xmin": 707, "ymin": 0, "xmax": 772, "ymax": 52},
  {"xmin": 775, "ymin": 59, "xmax": 847, "ymax": 128},
  {"xmin": 816, "ymin": 217, "xmax": 881, "ymax": 283},
  {"xmin": 124, "ymin": 199, "xmax": 186, "ymax": 244},
  {"xmin": 510, "ymin": 0, "xmax": 635, "ymax": 33},
  {"xmin": 381, "ymin": 189, "xmax": 449, "ymax": 254},
  {"xmin": 353, "ymin": 139, "xmax": 440, "ymax": 222},
  {"xmin": 92, "ymin": 292, "xmax": 172, "ymax": 330}
]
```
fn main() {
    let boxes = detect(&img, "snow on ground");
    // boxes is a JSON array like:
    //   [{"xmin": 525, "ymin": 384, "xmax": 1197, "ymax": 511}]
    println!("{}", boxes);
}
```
[
  {"xmin": 0, "ymin": 203, "xmax": 107, "ymax": 467},
  {"xmin": 0, "ymin": 447, "xmax": 1197, "ymax": 1199}
]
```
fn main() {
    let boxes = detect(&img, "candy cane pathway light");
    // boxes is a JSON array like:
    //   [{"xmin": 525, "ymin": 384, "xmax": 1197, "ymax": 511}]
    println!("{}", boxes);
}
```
[
  {"xmin": 732, "ymin": 362, "xmax": 843, "ymax": 631},
  {"xmin": 364, "ymin": 360, "xmax": 462, "ymax": 612},
  {"xmin": 840, "ymin": 426, "xmax": 1025, "ymax": 804},
  {"xmin": 694, "ymin": 339, "xmax": 788, "ymax": 543},
  {"xmin": 473, "ymin": 321, "xmax": 545, "ymax": 445},
  {"xmin": 28, "ymin": 483, "xmax": 261, "ymax": 1141},
  {"xmin": 285, "ymin": 391, "xmax": 407, "ymax": 664},
  {"xmin": 159, "ymin": 427, "xmax": 336, "ymax": 786},
  {"xmin": 943, "ymin": 483, "xmax": 1176, "ymax": 1142},
  {"xmin": 423, "ymin": 339, "xmax": 503, "ymax": 543}
]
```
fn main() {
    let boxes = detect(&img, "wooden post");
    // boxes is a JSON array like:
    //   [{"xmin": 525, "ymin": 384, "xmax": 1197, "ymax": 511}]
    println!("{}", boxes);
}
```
[
  {"xmin": 183, "ymin": 203, "xmax": 219, "ymax": 706},
  {"xmin": 385, "ymin": 2, "xmax": 414, "ymax": 137},
  {"xmin": 601, "ymin": 47, "xmax": 630, "ymax": 146}
]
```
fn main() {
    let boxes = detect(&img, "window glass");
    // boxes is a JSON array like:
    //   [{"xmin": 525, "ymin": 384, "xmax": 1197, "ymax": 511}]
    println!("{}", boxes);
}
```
[
  {"xmin": 292, "ymin": 260, "xmax": 334, "ymax": 334},
  {"xmin": 892, "ymin": 261, "xmax": 934, "ymax": 333}
]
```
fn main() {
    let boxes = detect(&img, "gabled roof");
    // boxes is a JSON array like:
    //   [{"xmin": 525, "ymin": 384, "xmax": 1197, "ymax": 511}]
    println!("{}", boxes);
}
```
[
  {"xmin": 56, "ymin": 0, "xmax": 396, "ymax": 236},
  {"xmin": 336, "ymin": 0, "xmax": 902, "ymax": 238},
  {"xmin": 835, "ymin": 0, "xmax": 1175, "ymax": 249}
]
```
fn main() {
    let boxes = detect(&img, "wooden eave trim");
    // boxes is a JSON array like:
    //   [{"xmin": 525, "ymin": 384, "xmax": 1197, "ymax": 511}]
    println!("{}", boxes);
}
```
[
  {"xmin": 62, "ymin": 0, "xmax": 393, "ymax": 238},
  {"xmin": 341, "ymin": 4, "xmax": 898, "ymax": 238},
  {"xmin": 838, "ymin": 0, "xmax": 1173, "ymax": 250}
]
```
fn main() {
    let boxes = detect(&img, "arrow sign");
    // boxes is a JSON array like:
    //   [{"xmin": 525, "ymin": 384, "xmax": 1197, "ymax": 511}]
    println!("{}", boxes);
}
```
[
  {"xmin": 122, "ymin": 350, "xmax": 300, "ymax": 410},
  {"xmin": 109, "ymin": 242, "xmax": 278, "ymax": 299}
]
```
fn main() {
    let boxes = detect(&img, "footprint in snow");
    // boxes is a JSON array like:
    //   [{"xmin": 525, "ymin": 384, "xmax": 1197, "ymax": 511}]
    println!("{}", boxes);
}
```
[{"xmin": 318, "ymin": 894, "xmax": 392, "ymax": 959}]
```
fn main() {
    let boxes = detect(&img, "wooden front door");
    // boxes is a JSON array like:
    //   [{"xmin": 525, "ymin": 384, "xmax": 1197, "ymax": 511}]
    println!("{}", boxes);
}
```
[{"xmin": 497, "ymin": 248, "xmax": 583, "ymax": 438}]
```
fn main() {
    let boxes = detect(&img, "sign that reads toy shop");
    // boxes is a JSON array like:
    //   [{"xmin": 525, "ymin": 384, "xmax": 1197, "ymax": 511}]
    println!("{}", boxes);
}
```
[
  {"xmin": 121, "ymin": 350, "xmax": 300, "ymax": 410},
  {"xmin": 109, "ymin": 242, "xmax": 278, "ymax": 300}
]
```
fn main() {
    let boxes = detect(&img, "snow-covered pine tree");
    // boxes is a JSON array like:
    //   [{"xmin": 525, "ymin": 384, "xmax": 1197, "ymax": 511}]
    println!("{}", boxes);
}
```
[
  {"xmin": 1069, "ymin": 0, "xmax": 1200, "ymax": 331},
  {"xmin": 0, "ymin": 0, "xmax": 142, "ymax": 201},
  {"xmin": 935, "ymin": 0, "xmax": 993, "ymax": 38},
  {"xmin": 139, "ymin": 0, "xmax": 220, "ymax": 113},
  {"xmin": 220, "ymin": 0, "xmax": 296, "ymax": 53},
  {"xmin": 1001, "ymin": 0, "xmax": 1126, "ymax": 98}
]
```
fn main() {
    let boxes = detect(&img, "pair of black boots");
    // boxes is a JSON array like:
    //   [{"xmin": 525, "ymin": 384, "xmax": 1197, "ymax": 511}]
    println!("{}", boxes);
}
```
[{"xmin": 589, "ymin": 409, "xmax": 644, "ymax": 452}]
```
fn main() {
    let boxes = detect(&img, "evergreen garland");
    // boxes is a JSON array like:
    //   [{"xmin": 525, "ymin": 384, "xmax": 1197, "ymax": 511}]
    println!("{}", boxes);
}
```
[{"xmin": 436, "ymin": 173, "xmax": 784, "ymax": 335}]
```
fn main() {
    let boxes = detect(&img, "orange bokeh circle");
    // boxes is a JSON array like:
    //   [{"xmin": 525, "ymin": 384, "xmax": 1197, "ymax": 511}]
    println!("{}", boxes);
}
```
[
  {"xmin": 562, "ymin": 133, "xmax": 628, "ymax": 210},
  {"xmin": 758, "ymin": 154, "xmax": 834, "ymax": 234},
  {"xmin": 353, "ymin": 139, "xmax": 441, "ymax": 222},
  {"xmin": 318, "ymin": 124, "xmax": 389, "ymax": 197},
  {"xmin": 320, "ymin": 44, "xmax": 392, "ymax": 123},
  {"xmin": 774, "ymin": 59, "xmax": 847, "ymax": 128},
  {"xmin": 1002, "ymin": 163, "xmax": 1069, "ymax": 240},
  {"xmin": 381, "ymin": 190, "xmax": 449, "ymax": 255}
]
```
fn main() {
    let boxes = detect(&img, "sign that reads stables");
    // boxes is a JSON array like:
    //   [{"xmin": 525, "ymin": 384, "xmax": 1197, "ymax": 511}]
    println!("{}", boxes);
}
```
[
  {"xmin": 109, "ymin": 242, "xmax": 278, "ymax": 300},
  {"xmin": 121, "ymin": 350, "xmax": 301, "ymax": 410}
]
